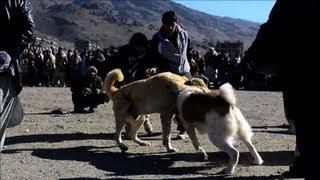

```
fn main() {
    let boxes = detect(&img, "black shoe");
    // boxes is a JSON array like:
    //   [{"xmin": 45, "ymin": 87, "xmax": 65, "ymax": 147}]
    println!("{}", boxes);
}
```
[{"xmin": 280, "ymin": 159, "xmax": 305, "ymax": 179}]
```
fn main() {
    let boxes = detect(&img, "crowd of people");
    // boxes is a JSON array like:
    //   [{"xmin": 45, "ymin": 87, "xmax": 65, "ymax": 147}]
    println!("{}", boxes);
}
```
[{"xmin": 20, "ymin": 41, "xmax": 247, "ymax": 89}]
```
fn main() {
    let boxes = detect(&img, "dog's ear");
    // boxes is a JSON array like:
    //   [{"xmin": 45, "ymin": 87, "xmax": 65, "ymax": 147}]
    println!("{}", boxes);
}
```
[{"xmin": 187, "ymin": 78, "xmax": 207, "ymax": 87}]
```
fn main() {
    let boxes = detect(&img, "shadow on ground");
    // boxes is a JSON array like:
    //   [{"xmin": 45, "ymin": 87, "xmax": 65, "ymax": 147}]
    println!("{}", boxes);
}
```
[
  {"xmin": 59, "ymin": 175, "xmax": 280, "ymax": 180},
  {"xmin": 5, "ymin": 131, "xmax": 165, "ymax": 146},
  {"xmin": 3, "ymin": 144, "xmax": 293, "ymax": 178},
  {"xmin": 5, "ymin": 132, "xmax": 116, "ymax": 145}
]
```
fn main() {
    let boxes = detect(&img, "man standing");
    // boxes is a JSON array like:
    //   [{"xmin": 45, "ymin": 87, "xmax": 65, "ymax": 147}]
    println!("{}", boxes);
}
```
[
  {"xmin": 242, "ymin": 0, "xmax": 319, "ymax": 178},
  {"xmin": 0, "ymin": 0, "xmax": 35, "ymax": 152},
  {"xmin": 54, "ymin": 47, "xmax": 68, "ymax": 87},
  {"xmin": 151, "ymin": 11, "xmax": 195, "ymax": 76},
  {"xmin": 151, "ymin": 11, "xmax": 195, "ymax": 139}
]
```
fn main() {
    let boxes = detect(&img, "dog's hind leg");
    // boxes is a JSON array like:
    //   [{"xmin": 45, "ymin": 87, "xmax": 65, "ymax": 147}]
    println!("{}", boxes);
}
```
[
  {"xmin": 183, "ymin": 122, "xmax": 208, "ymax": 160},
  {"xmin": 210, "ymin": 135, "xmax": 239, "ymax": 175},
  {"xmin": 128, "ymin": 115, "xmax": 151, "ymax": 146},
  {"xmin": 160, "ymin": 112, "xmax": 176, "ymax": 152},
  {"xmin": 239, "ymin": 134, "xmax": 263, "ymax": 165},
  {"xmin": 115, "ymin": 115, "xmax": 129, "ymax": 152},
  {"xmin": 234, "ymin": 107, "xmax": 263, "ymax": 165}
]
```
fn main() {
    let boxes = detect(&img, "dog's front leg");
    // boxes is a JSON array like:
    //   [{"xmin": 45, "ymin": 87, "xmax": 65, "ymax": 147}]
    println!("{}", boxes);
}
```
[
  {"xmin": 184, "ymin": 122, "xmax": 208, "ymax": 160},
  {"xmin": 160, "ymin": 113, "xmax": 176, "ymax": 152}
]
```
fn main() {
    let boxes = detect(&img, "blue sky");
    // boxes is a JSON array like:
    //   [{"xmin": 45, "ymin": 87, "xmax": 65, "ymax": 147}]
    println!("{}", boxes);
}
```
[{"xmin": 173, "ymin": 0, "xmax": 276, "ymax": 23}]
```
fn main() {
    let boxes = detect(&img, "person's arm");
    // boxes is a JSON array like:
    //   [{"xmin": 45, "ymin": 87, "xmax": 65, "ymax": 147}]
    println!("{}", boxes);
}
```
[
  {"xmin": 96, "ymin": 77, "xmax": 103, "ymax": 90},
  {"xmin": 186, "ymin": 38, "xmax": 193, "ymax": 61},
  {"xmin": 10, "ymin": 0, "xmax": 35, "ymax": 95},
  {"xmin": 149, "ymin": 34, "xmax": 167, "ymax": 73},
  {"xmin": 18, "ymin": 0, "xmax": 35, "ymax": 43},
  {"xmin": 186, "ymin": 38, "xmax": 197, "ymax": 73}
]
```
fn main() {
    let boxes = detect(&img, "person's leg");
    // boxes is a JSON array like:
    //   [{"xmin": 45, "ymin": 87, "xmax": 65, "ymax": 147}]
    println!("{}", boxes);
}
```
[
  {"xmin": 282, "ymin": 90, "xmax": 295, "ymax": 133},
  {"xmin": 88, "ymin": 93, "xmax": 108, "ymax": 113},
  {"xmin": 282, "ymin": 88, "xmax": 320, "ymax": 179},
  {"xmin": 281, "ymin": 89, "xmax": 302, "ymax": 177},
  {"xmin": 0, "ymin": 76, "xmax": 16, "ymax": 153},
  {"xmin": 72, "ymin": 93, "xmax": 86, "ymax": 113}
]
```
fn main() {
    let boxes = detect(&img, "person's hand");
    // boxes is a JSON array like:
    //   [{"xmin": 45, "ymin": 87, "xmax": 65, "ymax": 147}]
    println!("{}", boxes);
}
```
[
  {"xmin": 146, "ymin": 68, "xmax": 158, "ymax": 77},
  {"xmin": 190, "ymin": 58, "xmax": 197, "ymax": 68},
  {"xmin": 82, "ymin": 88, "xmax": 92, "ymax": 96}
]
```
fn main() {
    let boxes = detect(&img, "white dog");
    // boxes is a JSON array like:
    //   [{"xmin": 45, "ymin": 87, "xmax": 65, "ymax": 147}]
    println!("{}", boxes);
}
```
[{"xmin": 177, "ymin": 83, "xmax": 263, "ymax": 174}]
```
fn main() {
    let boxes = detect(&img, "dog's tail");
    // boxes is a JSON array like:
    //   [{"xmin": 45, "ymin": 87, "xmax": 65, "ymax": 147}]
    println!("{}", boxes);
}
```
[
  {"xmin": 219, "ymin": 83, "xmax": 236, "ymax": 107},
  {"xmin": 104, "ymin": 68, "xmax": 124, "ymax": 98}
]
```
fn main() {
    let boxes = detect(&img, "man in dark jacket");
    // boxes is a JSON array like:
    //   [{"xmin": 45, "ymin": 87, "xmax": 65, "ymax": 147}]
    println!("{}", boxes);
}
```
[
  {"xmin": 242, "ymin": 0, "xmax": 320, "ymax": 178},
  {"xmin": 114, "ymin": 32, "xmax": 160, "ymax": 135},
  {"xmin": 115, "ymin": 32, "xmax": 160, "ymax": 83},
  {"xmin": 0, "ymin": 0, "xmax": 35, "ymax": 152}
]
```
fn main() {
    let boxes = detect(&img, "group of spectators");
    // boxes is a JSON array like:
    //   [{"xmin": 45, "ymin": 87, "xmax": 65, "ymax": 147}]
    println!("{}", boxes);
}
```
[
  {"xmin": 20, "ymin": 41, "xmax": 246, "ymax": 90},
  {"xmin": 19, "ymin": 46, "xmax": 118, "ymax": 88}
]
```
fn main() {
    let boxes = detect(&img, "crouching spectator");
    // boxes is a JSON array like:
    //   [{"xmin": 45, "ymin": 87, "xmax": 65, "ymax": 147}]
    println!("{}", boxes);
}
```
[{"xmin": 71, "ymin": 66, "xmax": 109, "ymax": 113}]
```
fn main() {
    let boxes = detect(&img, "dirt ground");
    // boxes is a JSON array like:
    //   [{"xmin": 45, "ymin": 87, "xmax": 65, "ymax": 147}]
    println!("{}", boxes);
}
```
[{"xmin": 0, "ymin": 88, "xmax": 295, "ymax": 179}]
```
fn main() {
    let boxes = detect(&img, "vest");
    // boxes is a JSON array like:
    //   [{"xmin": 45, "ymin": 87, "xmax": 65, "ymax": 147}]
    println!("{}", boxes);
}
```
[{"xmin": 156, "ymin": 24, "xmax": 190, "ymax": 75}]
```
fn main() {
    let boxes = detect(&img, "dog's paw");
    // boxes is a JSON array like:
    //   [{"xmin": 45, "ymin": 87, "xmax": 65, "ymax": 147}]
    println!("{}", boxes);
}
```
[
  {"xmin": 196, "ymin": 147, "xmax": 208, "ymax": 160},
  {"xmin": 254, "ymin": 158, "xmax": 264, "ymax": 165},
  {"xmin": 200, "ymin": 152, "xmax": 208, "ymax": 161},
  {"xmin": 217, "ymin": 167, "xmax": 234, "ymax": 175},
  {"xmin": 139, "ymin": 141, "xmax": 151, "ymax": 146},
  {"xmin": 167, "ymin": 148, "xmax": 177, "ymax": 153},
  {"xmin": 119, "ymin": 145, "xmax": 129, "ymax": 152}
]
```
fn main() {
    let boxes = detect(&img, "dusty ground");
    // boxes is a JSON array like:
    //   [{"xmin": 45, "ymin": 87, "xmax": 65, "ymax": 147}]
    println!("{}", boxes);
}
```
[{"xmin": 0, "ymin": 87, "xmax": 295, "ymax": 179}]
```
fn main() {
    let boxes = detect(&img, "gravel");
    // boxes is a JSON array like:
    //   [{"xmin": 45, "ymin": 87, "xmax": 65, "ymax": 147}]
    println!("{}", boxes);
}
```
[{"xmin": 0, "ymin": 87, "xmax": 295, "ymax": 179}]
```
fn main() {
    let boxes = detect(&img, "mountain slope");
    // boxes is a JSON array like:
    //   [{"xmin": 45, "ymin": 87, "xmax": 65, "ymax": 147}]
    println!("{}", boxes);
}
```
[{"xmin": 30, "ymin": 0, "xmax": 260, "ymax": 50}]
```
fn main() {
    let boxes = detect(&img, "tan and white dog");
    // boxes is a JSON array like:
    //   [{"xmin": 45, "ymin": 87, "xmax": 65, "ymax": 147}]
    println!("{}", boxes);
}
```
[
  {"xmin": 104, "ymin": 69, "xmax": 209, "ymax": 152},
  {"xmin": 177, "ymin": 83, "xmax": 263, "ymax": 174}
]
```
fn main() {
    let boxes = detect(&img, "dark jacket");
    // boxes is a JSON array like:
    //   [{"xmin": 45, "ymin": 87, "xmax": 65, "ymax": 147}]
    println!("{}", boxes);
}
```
[
  {"xmin": 71, "ymin": 74, "xmax": 103, "ymax": 93},
  {"xmin": 113, "ymin": 44, "xmax": 160, "ymax": 83},
  {"xmin": 242, "ymin": 0, "xmax": 319, "ymax": 86},
  {"xmin": 0, "ymin": 0, "xmax": 35, "ymax": 57},
  {"xmin": 0, "ymin": 0, "xmax": 35, "ymax": 93}
]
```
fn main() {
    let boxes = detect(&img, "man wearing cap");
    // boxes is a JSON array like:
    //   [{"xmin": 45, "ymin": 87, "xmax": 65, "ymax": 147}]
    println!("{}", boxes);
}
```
[
  {"xmin": 151, "ymin": 10, "xmax": 195, "ymax": 139},
  {"xmin": 0, "ymin": 0, "xmax": 35, "ymax": 152}
]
